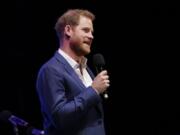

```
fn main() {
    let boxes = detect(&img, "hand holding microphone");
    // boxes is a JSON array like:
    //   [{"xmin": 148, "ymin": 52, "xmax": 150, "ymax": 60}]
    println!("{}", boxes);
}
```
[
  {"xmin": 92, "ymin": 70, "xmax": 110, "ymax": 96},
  {"xmin": 92, "ymin": 54, "xmax": 110, "ymax": 99}
]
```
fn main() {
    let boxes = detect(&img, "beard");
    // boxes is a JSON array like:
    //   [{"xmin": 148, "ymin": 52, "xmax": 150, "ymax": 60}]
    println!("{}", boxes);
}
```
[{"xmin": 70, "ymin": 38, "xmax": 91, "ymax": 56}]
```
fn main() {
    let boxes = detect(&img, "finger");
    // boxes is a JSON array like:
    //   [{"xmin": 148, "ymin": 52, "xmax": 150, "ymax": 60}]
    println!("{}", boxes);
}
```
[
  {"xmin": 106, "ymin": 83, "xmax": 110, "ymax": 87},
  {"xmin": 100, "ymin": 70, "xmax": 107, "ymax": 75},
  {"xmin": 102, "ymin": 75, "xmax": 109, "ymax": 80},
  {"xmin": 104, "ymin": 80, "xmax": 110, "ymax": 84}
]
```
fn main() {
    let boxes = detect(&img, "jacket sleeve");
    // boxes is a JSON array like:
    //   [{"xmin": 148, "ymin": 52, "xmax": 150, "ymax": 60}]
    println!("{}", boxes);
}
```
[{"xmin": 36, "ymin": 65, "xmax": 102, "ymax": 129}]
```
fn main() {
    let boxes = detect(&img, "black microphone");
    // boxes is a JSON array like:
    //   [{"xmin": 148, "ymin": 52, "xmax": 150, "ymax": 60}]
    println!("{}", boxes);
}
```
[
  {"xmin": 0, "ymin": 110, "xmax": 29, "ymax": 126},
  {"xmin": 27, "ymin": 126, "xmax": 45, "ymax": 135},
  {"xmin": 93, "ymin": 53, "xmax": 109, "ymax": 99}
]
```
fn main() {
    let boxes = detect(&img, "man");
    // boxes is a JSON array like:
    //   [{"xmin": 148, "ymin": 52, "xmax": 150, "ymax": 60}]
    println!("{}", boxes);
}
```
[{"xmin": 36, "ymin": 9, "xmax": 110, "ymax": 135}]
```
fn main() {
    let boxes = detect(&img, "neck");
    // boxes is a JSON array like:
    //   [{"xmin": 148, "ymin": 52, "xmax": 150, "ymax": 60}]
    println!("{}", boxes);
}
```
[{"xmin": 59, "ymin": 40, "xmax": 83, "ymax": 64}]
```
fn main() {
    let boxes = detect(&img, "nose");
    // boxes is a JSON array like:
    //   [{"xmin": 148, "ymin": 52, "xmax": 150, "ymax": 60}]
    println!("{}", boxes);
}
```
[{"xmin": 88, "ymin": 32, "xmax": 94, "ymax": 39}]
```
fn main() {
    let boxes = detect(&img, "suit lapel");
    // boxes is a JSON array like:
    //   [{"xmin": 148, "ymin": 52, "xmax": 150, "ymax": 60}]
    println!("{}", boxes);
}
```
[
  {"xmin": 86, "ymin": 66, "xmax": 95, "ymax": 79},
  {"xmin": 54, "ymin": 52, "xmax": 86, "ymax": 90}
]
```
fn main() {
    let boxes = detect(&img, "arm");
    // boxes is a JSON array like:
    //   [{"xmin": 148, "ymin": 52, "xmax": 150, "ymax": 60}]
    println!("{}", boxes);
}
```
[{"xmin": 36, "ymin": 66, "xmax": 101, "ymax": 129}]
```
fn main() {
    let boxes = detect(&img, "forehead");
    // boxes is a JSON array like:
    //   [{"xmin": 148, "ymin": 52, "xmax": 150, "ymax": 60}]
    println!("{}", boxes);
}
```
[{"xmin": 78, "ymin": 16, "xmax": 93, "ymax": 28}]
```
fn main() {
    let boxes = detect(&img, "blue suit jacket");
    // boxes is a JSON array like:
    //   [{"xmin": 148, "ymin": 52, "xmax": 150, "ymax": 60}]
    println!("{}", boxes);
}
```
[{"xmin": 36, "ymin": 52, "xmax": 106, "ymax": 135}]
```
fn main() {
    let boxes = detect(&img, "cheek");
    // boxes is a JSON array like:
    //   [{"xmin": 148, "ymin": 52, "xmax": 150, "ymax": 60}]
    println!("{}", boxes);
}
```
[
  {"xmin": 70, "ymin": 37, "xmax": 82, "ymax": 48},
  {"xmin": 73, "ymin": 34, "xmax": 82, "ymax": 41}
]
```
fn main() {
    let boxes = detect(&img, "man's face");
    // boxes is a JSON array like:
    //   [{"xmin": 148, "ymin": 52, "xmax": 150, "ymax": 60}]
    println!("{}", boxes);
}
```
[{"xmin": 69, "ymin": 16, "xmax": 94, "ymax": 56}]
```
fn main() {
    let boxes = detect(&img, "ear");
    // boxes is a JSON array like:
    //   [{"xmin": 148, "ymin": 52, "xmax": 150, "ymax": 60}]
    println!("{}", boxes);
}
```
[{"xmin": 64, "ymin": 25, "xmax": 73, "ymax": 38}]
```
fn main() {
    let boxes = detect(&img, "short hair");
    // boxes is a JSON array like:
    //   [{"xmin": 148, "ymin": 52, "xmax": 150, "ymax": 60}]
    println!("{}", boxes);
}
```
[{"xmin": 54, "ymin": 9, "xmax": 95, "ymax": 39}]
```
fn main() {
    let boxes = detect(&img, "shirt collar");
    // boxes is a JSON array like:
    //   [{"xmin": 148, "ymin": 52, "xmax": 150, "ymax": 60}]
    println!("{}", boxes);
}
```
[{"xmin": 58, "ymin": 48, "xmax": 87, "ymax": 69}]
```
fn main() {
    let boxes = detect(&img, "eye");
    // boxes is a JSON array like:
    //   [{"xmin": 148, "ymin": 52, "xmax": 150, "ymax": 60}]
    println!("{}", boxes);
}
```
[
  {"xmin": 82, "ymin": 28, "xmax": 94, "ymax": 35},
  {"xmin": 82, "ymin": 28, "xmax": 90, "ymax": 33}
]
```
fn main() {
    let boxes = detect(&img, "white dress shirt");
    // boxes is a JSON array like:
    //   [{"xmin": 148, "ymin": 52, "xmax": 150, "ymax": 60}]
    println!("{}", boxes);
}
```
[{"xmin": 58, "ymin": 49, "xmax": 93, "ymax": 87}]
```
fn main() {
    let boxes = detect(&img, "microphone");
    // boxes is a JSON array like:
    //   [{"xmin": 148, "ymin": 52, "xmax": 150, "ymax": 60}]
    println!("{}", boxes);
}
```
[
  {"xmin": 27, "ymin": 126, "xmax": 45, "ymax": 135},
  {"xmin": 93, "ymin": 53, "xmax": 109, "ymax": 99},
  {"xmin": 0, "ymin": 110, "xmax": 29, "ymax": 126}
]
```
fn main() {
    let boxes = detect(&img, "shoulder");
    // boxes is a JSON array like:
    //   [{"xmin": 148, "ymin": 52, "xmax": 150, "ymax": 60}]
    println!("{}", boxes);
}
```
[{"xmin": 38, "ymin": 56, "xmax": 65, "ymax": 76}]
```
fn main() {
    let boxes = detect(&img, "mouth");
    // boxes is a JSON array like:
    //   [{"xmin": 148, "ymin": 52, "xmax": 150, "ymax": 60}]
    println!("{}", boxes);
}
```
[{"xmin": 83, "ymin": 40, "xmax": 92, "ymax": 46}]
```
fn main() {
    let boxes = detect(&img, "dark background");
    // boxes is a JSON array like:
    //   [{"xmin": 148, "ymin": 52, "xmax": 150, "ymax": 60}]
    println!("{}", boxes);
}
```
[{"xmin": 0, "ymin": 1, "xmax": 179, "ymax": 135}]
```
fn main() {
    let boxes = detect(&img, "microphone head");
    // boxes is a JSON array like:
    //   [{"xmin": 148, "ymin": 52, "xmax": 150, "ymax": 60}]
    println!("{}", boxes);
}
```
[
  {"xmin": 0, "ymin": 110, "xmax": 12, "ymax": 122},
  {"xmin": 93, "ymin": 53, "xmax": 105, "ymax": 67}
]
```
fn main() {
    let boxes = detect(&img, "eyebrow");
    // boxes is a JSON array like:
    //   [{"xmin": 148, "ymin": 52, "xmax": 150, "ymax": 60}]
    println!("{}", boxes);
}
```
[{"xmin": 82, "ymin": 27, "xmax": 94, "ymax": 33}]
